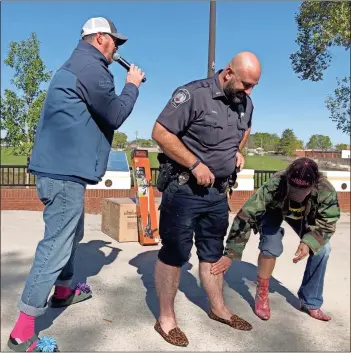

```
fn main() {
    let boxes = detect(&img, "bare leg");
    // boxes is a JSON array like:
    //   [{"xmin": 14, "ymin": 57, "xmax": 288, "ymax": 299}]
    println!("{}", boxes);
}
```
[
  {"xmin": 199, "ymin": 261, "xmax": 232, "ymax": 320},
  {"xmin": 258, "ymin": 252, "xmax": 276, "ymax": 279},
  {"xmin": 155, "ymin": 259, "xmax": 181, "ymax": 333},
  {"xmin": 199, "ymin": 261, "xmax": 252, "ymax": 330}
]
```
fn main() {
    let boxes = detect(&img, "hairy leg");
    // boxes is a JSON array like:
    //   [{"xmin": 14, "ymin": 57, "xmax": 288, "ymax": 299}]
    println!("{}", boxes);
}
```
[
  {"xmin": 155, "ymin": 260, "xmax": 181, "ymax": 333},
  {"xmin": 199, "ymin": 261, "xmax": 232, "ymax": 320}
]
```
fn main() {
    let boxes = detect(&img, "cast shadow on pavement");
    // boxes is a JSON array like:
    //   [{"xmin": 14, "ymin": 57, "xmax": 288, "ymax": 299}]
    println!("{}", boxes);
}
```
[
  {"xmin": 224, "ymin": 260, "xmax": 300, "ymax": 310},
  {"xmin": 129, "ymin": 250, "xmax": 208, "ymax": 319},
  {"xmin": 129, "ymin": 250, "xmax": 299, "ymax": 319},
  {"xmin": 36, "ymin": 240, "xmax": 120, "ymax": 333}
]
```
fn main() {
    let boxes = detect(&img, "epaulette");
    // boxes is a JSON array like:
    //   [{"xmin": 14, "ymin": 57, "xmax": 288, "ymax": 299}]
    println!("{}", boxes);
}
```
[{"xmin": 181, "ymin": 77, "xmax": 211, "ymax": 92}]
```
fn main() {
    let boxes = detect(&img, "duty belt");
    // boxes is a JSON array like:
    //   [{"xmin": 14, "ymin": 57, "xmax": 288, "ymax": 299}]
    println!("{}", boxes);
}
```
[
  {"xmin": 156, "ymin": 153, "xmax": 239, "ymax": 194},
  {"xmin": 177, "ymin": 170, "xmax": 230, "ymax": 192},
  {"xmin": 177, "ymin": 166, "xmax": 240, "ymax": 193}
]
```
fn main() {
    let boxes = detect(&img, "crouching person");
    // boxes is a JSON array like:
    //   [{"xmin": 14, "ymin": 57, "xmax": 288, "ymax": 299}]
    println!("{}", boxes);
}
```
[{"xmin": 211, "ymin": 158, "xmax": 340, "ymax": 322}]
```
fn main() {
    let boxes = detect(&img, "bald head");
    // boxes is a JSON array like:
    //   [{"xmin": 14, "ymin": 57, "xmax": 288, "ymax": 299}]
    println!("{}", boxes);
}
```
[
  {"xmin": 229, "ymin": 52, "xmax": 261, "ymax": 82},
  {"xmin": 219, "ymin": 51, "xmax": 261, "ymax": 103}
]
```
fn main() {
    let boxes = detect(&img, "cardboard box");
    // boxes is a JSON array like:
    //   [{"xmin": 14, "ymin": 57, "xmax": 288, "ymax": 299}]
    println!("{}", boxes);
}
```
[{"xmin": 101, "ymin": 197, "xmax": 161, "ymax": 243}]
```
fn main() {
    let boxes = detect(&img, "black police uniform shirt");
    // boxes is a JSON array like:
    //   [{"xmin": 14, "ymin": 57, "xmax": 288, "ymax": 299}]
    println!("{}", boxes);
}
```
[{"xmin": 156, "ymin": 70, "xmax": 253, "ymax": 179}]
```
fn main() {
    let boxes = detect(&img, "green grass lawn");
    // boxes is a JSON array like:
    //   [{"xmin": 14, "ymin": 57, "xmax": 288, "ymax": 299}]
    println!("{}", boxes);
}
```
[
  {"xmin": 244, "ymin": 155, "xmax": 288, "ymax": 171},
  {"xmin": 1, "ymin": 147, "xmax": 288, "ymax": 171},
  {"xmin": 1, "ymin": 148, "xmax": 27, "ymax": 165}
]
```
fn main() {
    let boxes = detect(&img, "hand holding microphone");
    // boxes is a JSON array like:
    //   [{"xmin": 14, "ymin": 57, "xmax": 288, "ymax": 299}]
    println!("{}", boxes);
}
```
[
  {"xmin": 112, "ymin": 52, "xmax": 146, "ymax": 88},
  {"xmin": 126, "ymin": 64, "xmax": 146, "ymax": 88}
]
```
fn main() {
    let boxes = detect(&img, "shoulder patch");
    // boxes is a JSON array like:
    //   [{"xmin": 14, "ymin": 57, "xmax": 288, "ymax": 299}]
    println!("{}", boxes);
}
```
[{"xmin": 171, "ymin": 88, "xmax": 190, "ymax": 108}]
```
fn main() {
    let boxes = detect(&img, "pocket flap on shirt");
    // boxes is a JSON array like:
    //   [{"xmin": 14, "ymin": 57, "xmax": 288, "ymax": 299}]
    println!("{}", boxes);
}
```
[{"xmin": 203, "ymin": 114, "xmax": 222, "ymax": 128}]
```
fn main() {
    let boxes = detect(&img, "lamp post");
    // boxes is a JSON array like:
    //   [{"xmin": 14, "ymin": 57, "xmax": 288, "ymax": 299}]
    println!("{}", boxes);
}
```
[{"xmin": 207, "ymin": 0, "xmax": 216, "ymax": 78}]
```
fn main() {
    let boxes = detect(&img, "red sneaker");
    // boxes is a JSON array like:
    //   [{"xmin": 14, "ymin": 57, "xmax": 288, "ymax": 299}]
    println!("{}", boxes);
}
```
[{"xmin": 254, "ymin": 276, "xmax": 270, "ymax": 320}]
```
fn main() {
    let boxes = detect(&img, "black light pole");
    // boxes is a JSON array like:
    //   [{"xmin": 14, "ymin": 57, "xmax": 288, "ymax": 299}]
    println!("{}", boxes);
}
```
[{"xmin": 207, "ymin": 0, "xmax": 216, "ymax": 78}]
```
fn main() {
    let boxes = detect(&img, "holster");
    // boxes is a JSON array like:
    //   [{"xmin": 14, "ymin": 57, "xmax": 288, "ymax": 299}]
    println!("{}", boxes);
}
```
[
  {"xmin": 227, "ymin": 167, "xmax": 240, "ymax": 195},
  {"xmin": 156, "ymin": 153, "xmax": 181, "ymax": 192}
]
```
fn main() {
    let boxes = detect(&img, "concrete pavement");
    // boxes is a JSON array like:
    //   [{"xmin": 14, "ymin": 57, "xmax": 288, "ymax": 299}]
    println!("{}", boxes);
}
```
[{"xmin": 1, "ymin": 210, "xmax": 350, "ymax": 351}]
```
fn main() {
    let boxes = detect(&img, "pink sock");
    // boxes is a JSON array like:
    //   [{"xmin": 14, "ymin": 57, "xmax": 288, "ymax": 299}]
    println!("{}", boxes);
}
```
[
  {"xmin": 11, "ymin": 312, "xmax": 37, "ymax": 351},
  {"xmin": 54, "ymin": 285, "xmax": 73, "ymax": 299}
]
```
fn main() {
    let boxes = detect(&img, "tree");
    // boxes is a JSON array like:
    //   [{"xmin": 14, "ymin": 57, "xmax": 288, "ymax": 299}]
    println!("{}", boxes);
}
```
[
  {"xmin": 247, "ymin": 134, "xmax": 256, "ymax": 149},
  {"xmin": 112, "ymin": 131, "xmax": 128, "ymax": 149},
  {"xmin": 246, "ymin": 132, "xmax": 280, "ymax": 151},
  {"xmin": 306, "ymin": 134, "xmax": 333, "ymax": 150},
  {"xmin": 296, "ymin": 139, "xmax": 304, "ymax": 150},
  {"xmin": 264, "ymin": 133, "xmax": 280, "ymax": 152},
  {"xmin": 325, "ymin": 77, "xmax": 350, "ymax": 134},
  {"xmin": 277, "ymin": 129, "xmax": 301, "ymax": 156},
  {"xmin": 129, "ymin": 138, "xmax": 156, "ymax": 148},
  {"xmin": 290, "ymin": 1, "xmax": 350, "ymax": 133},
  {"xmin": 139, "ymin": 139, "xmax": 155, "ymax": 148},
  {"xmin": 0, "ymin": 32, "xmax": 52, "ymax": 158},
  {"xmin": 335, "ymin": 143, "xmax": 349, "ymax": 151}
]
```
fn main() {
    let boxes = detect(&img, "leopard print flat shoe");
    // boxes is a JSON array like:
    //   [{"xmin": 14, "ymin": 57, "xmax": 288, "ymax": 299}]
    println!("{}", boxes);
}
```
[
  {"xmin": 208, "ymin": 309, "xmax": 253, "ymax": 331},
  {"xmin": 154, "ymin": 320, "xmax": 189, "ymax": 347}
]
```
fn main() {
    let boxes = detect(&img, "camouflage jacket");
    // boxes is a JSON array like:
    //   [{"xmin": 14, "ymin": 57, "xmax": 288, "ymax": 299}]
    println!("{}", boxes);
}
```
[{"xmin": 224, "ymin": 170, "xmax": 341, "ymax": 260}]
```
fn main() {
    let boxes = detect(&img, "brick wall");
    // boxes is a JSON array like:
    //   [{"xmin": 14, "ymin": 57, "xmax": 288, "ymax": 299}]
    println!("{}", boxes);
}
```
[
  {"xmin": 337, "ymin": 191, "xmax": 350, "ymax": 213},
  {"xmin": 295, "ymin": 150, "xmax": 342, "ymax": 159},
  {"xmin": 1, "ymin": 188, "xmax": 350, "ymax": 214}
]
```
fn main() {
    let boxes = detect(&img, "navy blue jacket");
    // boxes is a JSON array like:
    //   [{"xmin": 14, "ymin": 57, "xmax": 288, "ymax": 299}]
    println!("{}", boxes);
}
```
[{"xmin": 29, "ymin": 40, "xmax": 139, "ymax": 184}]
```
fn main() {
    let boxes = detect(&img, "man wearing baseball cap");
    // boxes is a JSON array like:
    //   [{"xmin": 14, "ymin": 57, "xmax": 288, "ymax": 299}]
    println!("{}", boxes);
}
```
[
  {"xmin": 211, "ymin": 158, "xmax": 340, "ymax": 322},
  {"xmin": 80, "ymin": 17, "xmax": 129, "ymax": 64},
  {"xmin": 82, "ymin": 17, "xmax": 128, "ymax": 44},
  {"xmin": 7, "ymin": 17, "xmax": 145, "ymax": 352}
]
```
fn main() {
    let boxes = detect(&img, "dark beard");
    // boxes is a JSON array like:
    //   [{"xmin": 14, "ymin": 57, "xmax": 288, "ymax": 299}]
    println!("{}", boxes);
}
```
[{"xmin": 223, "ymin": 83, "xmax": 246, "ymax": 104}]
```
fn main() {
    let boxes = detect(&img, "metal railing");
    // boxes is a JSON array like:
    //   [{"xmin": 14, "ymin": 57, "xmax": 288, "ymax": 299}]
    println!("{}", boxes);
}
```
[
  {"xmin": 1, "ymin": 165, "xmax": 275, "ymax": 189},
  {"xmin": 253, "ymin": 170, "xmax": 276, "ymax": 189},
  {"xmin": 0, "ymin": 165, "xmax": 36, "ymax": 187}
]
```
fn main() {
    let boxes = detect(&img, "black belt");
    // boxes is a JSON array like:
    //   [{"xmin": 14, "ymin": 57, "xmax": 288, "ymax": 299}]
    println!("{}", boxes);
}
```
[{"xmin": 178, "ymin": 170, "xmax": 229, "ymax": 190}]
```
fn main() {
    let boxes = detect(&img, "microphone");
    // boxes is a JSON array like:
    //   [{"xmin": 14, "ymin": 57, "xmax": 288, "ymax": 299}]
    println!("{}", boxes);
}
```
[{"xmin": 112, "ymin": 53, "xmax": 146, "ymax": 82}]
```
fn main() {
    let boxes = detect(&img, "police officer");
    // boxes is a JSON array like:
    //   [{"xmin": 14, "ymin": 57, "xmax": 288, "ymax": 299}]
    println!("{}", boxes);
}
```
[{"xmin": 151, "ymin": 52, "xmax": 261, "ymax": 346}]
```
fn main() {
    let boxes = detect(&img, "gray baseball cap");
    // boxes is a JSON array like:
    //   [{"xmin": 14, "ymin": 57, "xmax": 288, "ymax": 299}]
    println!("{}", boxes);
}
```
[{"xmin": 81, "ymin": 17, "xmax": 128, "ymax": 45}]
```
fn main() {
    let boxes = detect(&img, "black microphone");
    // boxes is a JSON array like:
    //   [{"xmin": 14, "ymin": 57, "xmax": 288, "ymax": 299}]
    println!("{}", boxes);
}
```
[{"xmin": 112, "ymin": 53, "xmax": 146, "ymax": 82}]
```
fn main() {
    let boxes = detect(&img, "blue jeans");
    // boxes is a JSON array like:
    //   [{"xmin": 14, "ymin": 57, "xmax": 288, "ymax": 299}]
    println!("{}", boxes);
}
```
[
  {"xmin": 18, "ymin": 176, "xmax": 85, "ymax": 317},
  {"xmin": 259, "ymin": 217, "xmax": 331, "ymax": 310}
]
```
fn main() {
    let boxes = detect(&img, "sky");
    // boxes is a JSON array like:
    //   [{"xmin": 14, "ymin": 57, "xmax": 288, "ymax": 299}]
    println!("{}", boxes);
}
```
[{"xmin": 1, "ymin": 1, "xmax": 350, "ymax": 146}]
